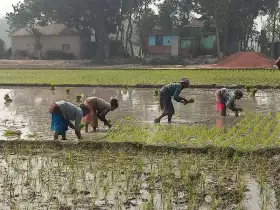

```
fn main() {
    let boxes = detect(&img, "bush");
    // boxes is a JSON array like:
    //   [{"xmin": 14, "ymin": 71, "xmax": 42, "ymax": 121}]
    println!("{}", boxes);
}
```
[
  {"xmin": 14, "ymin": 50, "xmax": 29, "ymax": 58},
  {"xmin": 145, "ymin": 56, "xmax": 185, "ymax": 65},
  {"xmin": 5, "ymin": 47, "xmax": 12, "ymax": 58},
  {"xmin": 45, "ymin": 50, "xmax": 75, "ymax": 60}
]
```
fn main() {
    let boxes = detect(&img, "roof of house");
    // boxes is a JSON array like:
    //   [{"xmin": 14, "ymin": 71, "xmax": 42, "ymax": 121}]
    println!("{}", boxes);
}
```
[
  {"xmin": 12, "ymin": 24, "xmax": 79, "ymax": 37},
  {"xmin": 184, "ymin": 20, "xmax": 215, "ymax": 28},
  {"xmin": 143, "ymin": 29, "xmax": 180, "ymax": 36}
]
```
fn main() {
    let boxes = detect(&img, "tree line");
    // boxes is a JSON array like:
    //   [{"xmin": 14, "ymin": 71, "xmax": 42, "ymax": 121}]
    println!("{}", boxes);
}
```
[{"xmin": 5, "ymin": 0, "xmax": 279, "ymax": 60}]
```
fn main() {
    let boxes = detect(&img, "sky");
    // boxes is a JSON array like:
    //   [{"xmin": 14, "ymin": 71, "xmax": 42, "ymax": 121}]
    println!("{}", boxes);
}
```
[
  {"xmin": 0, "ymin": 0, "xmax": 21, "ymax": 17},
  {"xmin": 0, "ymin": 0, "xmax": 266, "ymax": 31}
]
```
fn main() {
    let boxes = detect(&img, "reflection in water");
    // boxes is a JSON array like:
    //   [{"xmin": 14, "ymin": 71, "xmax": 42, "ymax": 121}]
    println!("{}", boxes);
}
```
[
  {"xmin": 0, "ymin": 87, "xmax": 279, "ymax": 140},
  {"xmin": 245, "ymin": 179, "xmax": 276, "ymax": 210}
]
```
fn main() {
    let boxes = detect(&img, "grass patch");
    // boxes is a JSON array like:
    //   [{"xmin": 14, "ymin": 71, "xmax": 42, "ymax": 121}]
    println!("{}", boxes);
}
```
[
  {"xmin": 0, "ymin": 69, "xmax": 279, "ymax": 86},
  {"xmin": 105, "ymin": 113, "xmax": 280, "ymax": 152}
]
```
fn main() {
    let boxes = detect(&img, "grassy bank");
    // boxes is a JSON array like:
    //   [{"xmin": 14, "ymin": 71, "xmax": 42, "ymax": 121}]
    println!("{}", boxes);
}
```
[{"xmin": 0, "ymin": 69, "xmax": 279, "ymax": 86}]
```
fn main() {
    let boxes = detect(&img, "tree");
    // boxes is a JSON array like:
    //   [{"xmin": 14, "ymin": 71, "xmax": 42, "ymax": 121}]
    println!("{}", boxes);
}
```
[
  {"xmin": 157, "ymin": 0, "xmax": 194, "ymax": 30},
  {"xmin": 0, "ymin": 38, "xmax": 5, "ymax": 58},
  {"xmin": 194, "ymin": 0, "xmax": 278, "ymax": 54},
  {"xmin": 194, "ymin": 0, "xmax": 230, "ymax": 56},
  {"xmin": 265, "ymin": 8, "xmax": 280, "ymax": 42},
  {"xmin": 0, "ymin": 18, "xmax": 11, "ymax": 48},
  {"xmin": 135, "ymin": 7, "xmax": 158, "ymax": 56}
]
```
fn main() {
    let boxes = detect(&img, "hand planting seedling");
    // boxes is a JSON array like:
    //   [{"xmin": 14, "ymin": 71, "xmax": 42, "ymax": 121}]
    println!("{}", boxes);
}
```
[
  {"xmin": 80, "ymin": 122, "xmax": 85, "ymax": 129},
  {"xmin": 66, "ymin": 88, "xmax": 70, "ymax": 94},
  {"xmin": 50, "ymin": 84, "xmax": 55, "ymax": 90},
  {"xmin": 4, "ymin": 94, "xmax": 12, "ymax": 102},
  {"xmin": 76, "ymin": 94, "xmax": 82, "ymax": 102}
]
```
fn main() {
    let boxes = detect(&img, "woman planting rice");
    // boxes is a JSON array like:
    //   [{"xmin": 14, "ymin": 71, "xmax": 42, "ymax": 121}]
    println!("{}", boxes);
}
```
[
  {"xmin": 154, "ymin": 78, "xmax": 193, "ymax": 124},
  {"xmin": 83, "ymin": 97, "xmax": 119, "ymax": 132},
  {"xmin": 215, "ymin": 88, "xmax": 243, "ymax": 117},
  {"xmin": 49, "ymin": 101, "xmax": 90, "ymax": 140}
]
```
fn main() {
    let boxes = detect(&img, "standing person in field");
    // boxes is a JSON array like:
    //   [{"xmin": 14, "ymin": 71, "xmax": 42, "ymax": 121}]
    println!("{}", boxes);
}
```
[
  {"xmin": 49, "ymin": 101, "xmax": 90, "ymax": 140},
  {"xmin": 83, "ymin": 97, "xmax": 119, "ymax": 132},
  {"xmin": 215, "ymin": 88, "xmax": 243, "ymax": 117},
  {"xmin": 154, "ymin": 78, "xmax": 191, "ymax": 124}
]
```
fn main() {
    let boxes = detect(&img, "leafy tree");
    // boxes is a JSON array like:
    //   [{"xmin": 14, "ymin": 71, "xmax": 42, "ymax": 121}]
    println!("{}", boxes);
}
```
[
  {"xmin": 0, "ymin": 38, "xmax": 5, "ymax": 58},
  {"xmin": 157, "ymin": 0, "xmax": 194, "ymax": 31},
  {"xmin": 194, "ymin": 0, "xmax": 278, "ymax": 55},
  {"xmin": 264, "ymin": 5, "xmax": 280, "ymax": 57},
  {"xmin": 0, "ymin": 18, "xmax": 11, "ymax": 48},
  {"xmin": 134, "ymin": 7, "xmax": 158, "ymax": 56}
]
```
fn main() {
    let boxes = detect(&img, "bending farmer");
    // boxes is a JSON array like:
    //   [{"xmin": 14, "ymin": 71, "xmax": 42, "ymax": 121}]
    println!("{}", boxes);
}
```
[
  {"xmin": 154, "ymin": 78, "xmax": 190, "ymax": 124},
  {"xmin": 215, "ymin": 88, "xmax": 243, "ymax": 117},
  {"xmin": 83, "ymin": 97, "xmax": 118, "ymax": 132},
  {"xmin": 49, "ymin": 100, "xmax": 90, "ymax": 140}
]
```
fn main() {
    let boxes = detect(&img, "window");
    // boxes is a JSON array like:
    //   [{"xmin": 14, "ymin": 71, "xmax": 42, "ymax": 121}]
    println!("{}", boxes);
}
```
[
  {"xmin": 62, "ymin": 44, "xmax": 70, "ymax": 51},
  {"xmin": 155, "ymin": 35, "xmax": 163, "ymax": 46}
]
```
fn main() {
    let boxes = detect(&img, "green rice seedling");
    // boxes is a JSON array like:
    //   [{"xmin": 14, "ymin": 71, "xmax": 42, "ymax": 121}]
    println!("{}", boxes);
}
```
[
  {"xmin": 124, "ymin": 116, "xmax": 133, "ymax": 121},
  {"xmin": 50, "ymin": 83, "xmax": 55, "ymax": 90},
  {"xmin": 251, "ymin": 88, "xmax": 257, "ymax": 97},
  {"xmin": 4, "ymin": 129, "xmax": 21, "ymax": 137},
  {"xmin": 258, "ymin": 159, "xmax": 266, "ymax": 194},
  {"xmin": 188, "ymin": 98, "xmax": 195, "ymax": 103},
  {"xmin": 66, "ymin": 88, "xmax": 70, "ymax": 94},
  {"xmin": 4, "ymin": 94, "xmax": 12, "ymax": 102},
  {"xmin": 154, "ymin": 90, "xmax": 159, "ymax": 96},
  {"xmin": 80, "ymin": 122, "xmax": 85, "ymax": 129},
  {"xmin": 245, "ymin": 85, "xmax": 251, "ymax": 92},
  {"xmin": 76, "ymin": 94, "xmax": 82, "ymax": 102}
]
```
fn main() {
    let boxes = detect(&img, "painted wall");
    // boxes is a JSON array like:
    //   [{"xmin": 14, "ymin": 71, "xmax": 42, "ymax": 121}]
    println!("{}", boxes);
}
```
[
  {"xmin": 200, "ymin": 35, "xmax": 214, "ymax": 49},
  {"xmin": 148, "ymin": 35, "xmax": 179, "ymax": 46},
  {"xmin": 181, "ymin": 40, "xmax": 191, "ymax": 48}
]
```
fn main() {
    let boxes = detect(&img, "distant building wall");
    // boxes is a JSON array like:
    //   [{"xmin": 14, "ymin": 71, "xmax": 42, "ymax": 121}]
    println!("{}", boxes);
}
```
[{"xmin": 12, "ymin": 35, "xmax": 81, "ymax": 58}]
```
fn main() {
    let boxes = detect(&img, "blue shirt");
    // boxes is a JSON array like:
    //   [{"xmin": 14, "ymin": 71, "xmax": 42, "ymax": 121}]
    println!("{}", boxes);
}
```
[
  {"xmin": 160, "ymin": 83, "xmax": 183, "ymax": 102},
  {"xmin": 55, "ymin": 101, "xmax": 83, "ymax": 131}
]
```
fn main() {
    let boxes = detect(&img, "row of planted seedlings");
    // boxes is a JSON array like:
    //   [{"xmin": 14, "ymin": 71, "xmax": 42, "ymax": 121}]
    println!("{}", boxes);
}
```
[
  {"xmin": 0, "ymin": 143, "xmax": 278, "ymax": 209},
  {"xmin": 105, "ymin": 112, "xmax": 280, "ymax": 151}
]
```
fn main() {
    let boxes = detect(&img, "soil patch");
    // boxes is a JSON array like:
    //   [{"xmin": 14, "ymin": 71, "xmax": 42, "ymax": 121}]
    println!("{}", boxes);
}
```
[{"xmin": 217, "ymin": 52, "xmax": 275, "ymax": 68}]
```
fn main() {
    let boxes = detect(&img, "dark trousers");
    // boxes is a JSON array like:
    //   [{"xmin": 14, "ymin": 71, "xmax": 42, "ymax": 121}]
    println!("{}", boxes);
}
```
[
  {"xmin": 96, "ymin": 110, "xmax": 110, "ymax": 126},
  {"xmin": 159, "ymin": 91, "xmax": 175, "ymax": 115}
]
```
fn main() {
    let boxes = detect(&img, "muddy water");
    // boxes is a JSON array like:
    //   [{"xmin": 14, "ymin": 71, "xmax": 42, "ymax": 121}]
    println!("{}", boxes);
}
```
[
  {"xmin": 0, "ymin": 87, "xmax": 277, "ymax": 140},
  {"xmin": 0, "ymin": 150, "xmax": 276, "ymax": 210}
]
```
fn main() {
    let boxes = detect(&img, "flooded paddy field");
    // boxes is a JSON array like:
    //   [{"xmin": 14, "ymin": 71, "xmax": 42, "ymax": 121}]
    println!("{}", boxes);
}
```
[
  {"xmin": 0, "ymin": 146, "xmax": 279, "ymax": 210},
  {"xmin": 0, "ymin": 87, "xmax": 278, "ymax": 141},
  {"xmin": 1, "ymin": 87, "xmax": 280, "ymax": 209}
]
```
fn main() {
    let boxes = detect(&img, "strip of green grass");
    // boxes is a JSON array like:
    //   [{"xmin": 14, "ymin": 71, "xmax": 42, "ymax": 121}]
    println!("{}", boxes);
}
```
[{"xmin": 0, "ymin": 69, "xmax": 279, "ymax": 86}]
